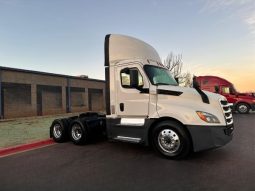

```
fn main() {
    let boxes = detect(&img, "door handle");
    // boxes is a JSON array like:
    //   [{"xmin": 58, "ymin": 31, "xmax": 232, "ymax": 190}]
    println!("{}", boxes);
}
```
[{"xmin": 120, "ymin": 103, "xmax": 124, "ymax": 112}]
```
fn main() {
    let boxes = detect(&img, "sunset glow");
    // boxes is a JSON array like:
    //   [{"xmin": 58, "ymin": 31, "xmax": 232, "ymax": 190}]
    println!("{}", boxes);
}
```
[{"xmin": 0, "ymin": 0, "xmax": 254, "ymax": 92}]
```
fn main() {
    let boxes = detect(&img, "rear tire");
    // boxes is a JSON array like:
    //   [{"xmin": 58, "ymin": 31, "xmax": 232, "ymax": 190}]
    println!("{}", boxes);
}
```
[
  {"xmin": 70, "ymin": 119, "xmax": 88, "ymax": 145},
  {"xmin": 236, "ymin": 103, "xmax": 250, "ymax": 114},
  {"xmin": 151, "ymin": 121, "xmax": 191, "ymax": 159},
  {"xmin": 50, "ymin": 119, "xmax": 68, "ymax": 143}
]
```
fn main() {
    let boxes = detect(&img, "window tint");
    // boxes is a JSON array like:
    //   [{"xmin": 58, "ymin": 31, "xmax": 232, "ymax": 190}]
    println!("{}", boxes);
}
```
[
  {"xmin": 222, "ymin": 87, "xmax": 230, "ymax": 94},
  {"xmin": 144, "ymin": 65, "xmax": 177, "ymax": 86},
  {"xmin": 229, "ymin": 85, "xmax": 236, "ymax": 94},
  {"xmin": 121, "ymin": 71, "xmax": 130, "ymax": 87},
  {"xmin": 120, "ymin": 68, "xmax": 144, "ymax": 88}
]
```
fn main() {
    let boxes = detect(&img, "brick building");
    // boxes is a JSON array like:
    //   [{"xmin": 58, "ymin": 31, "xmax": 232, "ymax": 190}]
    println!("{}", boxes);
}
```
[{"xmin": 0, "ymin": 66, "xmax": 105, "ymax": 119}]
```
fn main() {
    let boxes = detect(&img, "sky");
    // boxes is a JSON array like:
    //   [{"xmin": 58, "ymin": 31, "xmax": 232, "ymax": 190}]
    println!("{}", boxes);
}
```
[{"xmin": 0, "ymin": 0, "xmax": 254, "ymax": 92}]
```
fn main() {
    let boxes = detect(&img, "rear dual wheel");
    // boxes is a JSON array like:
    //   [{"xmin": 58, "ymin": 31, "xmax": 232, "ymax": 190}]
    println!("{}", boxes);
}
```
[
  {"xmin": 51, "ymin": 119, "xmax": 68, "ymax": 143},
  {"xmin": 51, "ymin": 117, "xmax": 88, "ymax": 144},
  {"xmin": 70, "ymin": 119, "xmax": 89, "ymax": 145}
]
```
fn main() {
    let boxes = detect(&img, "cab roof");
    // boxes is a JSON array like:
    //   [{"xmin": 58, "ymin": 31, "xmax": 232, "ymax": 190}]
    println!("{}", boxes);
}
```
[
  {"xmin": 197, "ymin": 76, "xmax": 233, "ymax": 86},
  {"xmin": 105, "ymin": 34, "xmax": 162, "ymax": 67}
]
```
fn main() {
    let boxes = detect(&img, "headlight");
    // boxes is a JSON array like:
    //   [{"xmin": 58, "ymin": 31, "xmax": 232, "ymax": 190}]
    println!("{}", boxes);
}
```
[{"xmin": 196, "ymin": 111, "xmax": 220, "ymax": 123}]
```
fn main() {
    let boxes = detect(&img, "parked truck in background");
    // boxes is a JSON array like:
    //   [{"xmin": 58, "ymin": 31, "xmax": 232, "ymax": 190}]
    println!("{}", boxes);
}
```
[
  {"xmin": 50, "ymin": 34, "xmax": 234, "ymax": 159},
  {"xmin": 196, "ymin": 76, "xmax": 255, "ymax": 114}
]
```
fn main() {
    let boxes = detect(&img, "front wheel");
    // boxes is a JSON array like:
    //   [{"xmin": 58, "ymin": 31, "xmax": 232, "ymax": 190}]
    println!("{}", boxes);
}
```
[
  {"xmin": 151, "ymin": 121, "xmax": 191, "ymax": 159},
  {"xmin": 236, "ymin": 103, "xmax": 250, "ymax": 114}
]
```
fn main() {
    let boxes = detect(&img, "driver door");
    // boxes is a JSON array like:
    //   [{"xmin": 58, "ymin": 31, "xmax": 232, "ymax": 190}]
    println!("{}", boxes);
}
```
[{"xmin": 116, "ymin": 64, "xmax": 149, "ymax": 118}]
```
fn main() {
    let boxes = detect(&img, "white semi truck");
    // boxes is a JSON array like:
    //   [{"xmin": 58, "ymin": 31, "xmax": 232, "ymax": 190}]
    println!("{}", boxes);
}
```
[{"xmin": 50, "ymin": 34, "xmax": 234, "ymax": 159}]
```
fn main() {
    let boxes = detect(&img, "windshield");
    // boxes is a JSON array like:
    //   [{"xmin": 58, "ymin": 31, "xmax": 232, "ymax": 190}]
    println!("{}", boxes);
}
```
[
  {"xmin": 144, "ymin": 65, "xmax": 178, "ymax": 86},
  {"xmin": 230, "ymin": 84, "xmax": 237, "ymax": 94}
]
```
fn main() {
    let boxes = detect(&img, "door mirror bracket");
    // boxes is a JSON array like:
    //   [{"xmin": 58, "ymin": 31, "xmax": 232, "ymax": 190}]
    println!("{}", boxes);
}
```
[{"xmin": 130, "ymin": 69, "xmax": 139, "ymax": 89}]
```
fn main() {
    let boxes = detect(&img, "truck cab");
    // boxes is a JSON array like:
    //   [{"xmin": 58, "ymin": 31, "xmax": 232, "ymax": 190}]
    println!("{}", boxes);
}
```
[
  {"xmin": 104, "ymin": 34, "xmax": 233, "ymax": 158},
  {"xmin": 196, "ymin": 76, "xmax": 255, "ymax": 114},
  {"xmin": 50, "ymin": 34, "xmax": 234, "ymax": 159}
]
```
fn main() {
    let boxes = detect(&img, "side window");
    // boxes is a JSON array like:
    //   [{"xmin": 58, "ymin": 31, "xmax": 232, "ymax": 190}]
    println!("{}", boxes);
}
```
[
  {"xmin": 229, "ymin": 87, "xmax": 235, "ymax": 95},
  {"xmin": 222, "ymin": 86, "xmax": 230, "ymax": 94},
  {"xmin": 120, "ymin": 68, "xmax": 144, "ymax": 88}
]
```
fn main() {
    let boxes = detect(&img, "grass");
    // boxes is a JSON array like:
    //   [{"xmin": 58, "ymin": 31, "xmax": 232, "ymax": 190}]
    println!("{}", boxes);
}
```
[{"xmin": 0, "ymin": 113, "xmax": 78, "ymax": 148}]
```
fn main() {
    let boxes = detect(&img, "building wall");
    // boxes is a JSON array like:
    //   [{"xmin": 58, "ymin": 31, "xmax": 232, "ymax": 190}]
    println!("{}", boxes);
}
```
[
  {"xmin": 3, "ymin": 83, "xmax": 36, "ymax": 118},
  {"xmin": 88, "ymin": 88, "xmax": 104, "ymax": 112},
  {"xmin": 0, "ymin": 67, "xmax": 105, "ymax": 119},
  {"xmin": 41, "ymin": 86, "xmax": 63, "ymax": 115},
  {"xmin": 70, "ymin": 87, "xmax": 88, "ymax": 113}
]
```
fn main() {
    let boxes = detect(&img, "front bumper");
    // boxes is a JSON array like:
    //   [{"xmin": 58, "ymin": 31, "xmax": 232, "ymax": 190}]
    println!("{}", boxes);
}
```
[
  {"xmin": 229, "ymin": 103, "xmax": 234, "ymax": 111},
  {"xmin": 187, "ymin": 124, "xmax": 234, "ymax": 152}
]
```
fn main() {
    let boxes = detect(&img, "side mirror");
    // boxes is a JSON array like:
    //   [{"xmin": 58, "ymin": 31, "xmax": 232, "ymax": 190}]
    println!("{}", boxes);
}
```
[
  {"xmin": 193, "ymin": 76, "xmax": 200, "ymax": 89},
  {"xmin": 130, "ymin": 69, "xmax": 139, "ymax": 89},
  {"xmin": 174, "ymin": 77, "xmax": 179, "ymax": 85},
  {"xmin": 214, "ymin": 86, "xmax": 219, "ymax": 93}
]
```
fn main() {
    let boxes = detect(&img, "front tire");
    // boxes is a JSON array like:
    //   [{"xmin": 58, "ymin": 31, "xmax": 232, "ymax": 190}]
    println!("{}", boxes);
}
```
[
  {"xmin": 151, "ymin": 121, "xmax": 191, "ymax": 159},
  {"xmin": 236, "ymin": 103, "xmax": 250, "ymax": 114}
]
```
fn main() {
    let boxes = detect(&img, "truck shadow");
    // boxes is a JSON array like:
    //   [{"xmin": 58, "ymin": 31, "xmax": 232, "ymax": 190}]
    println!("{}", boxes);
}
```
[{"xmin": 105, "ymin": 141, "xmax": 229, "ymax": 161}]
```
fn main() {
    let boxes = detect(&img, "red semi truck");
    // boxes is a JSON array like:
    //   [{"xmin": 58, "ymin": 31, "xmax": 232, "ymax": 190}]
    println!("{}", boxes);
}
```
[{"xmin": 196, "ymin": 76, "xmax": 255, "ymax": 114}]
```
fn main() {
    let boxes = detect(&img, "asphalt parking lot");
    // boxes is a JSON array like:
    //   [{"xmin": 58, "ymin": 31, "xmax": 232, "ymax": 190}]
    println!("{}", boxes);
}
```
[{"xmin": 1, "ymin": 113, "xmax": 255, "ymax": 191}]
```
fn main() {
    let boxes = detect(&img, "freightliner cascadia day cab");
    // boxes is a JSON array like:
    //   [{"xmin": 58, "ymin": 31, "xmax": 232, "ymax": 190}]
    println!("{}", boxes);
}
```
[
  {"xmin": 196, "ymin": 76, "xmax": 255, "ymax": 114},
  {"xmin": 50, "ymin": 34, "xmax": 234, "ymax": 159}
]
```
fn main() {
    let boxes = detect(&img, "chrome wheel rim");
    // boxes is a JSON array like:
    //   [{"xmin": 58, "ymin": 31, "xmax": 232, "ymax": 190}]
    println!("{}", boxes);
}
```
[
  {"xmin": 158, "ymin": 129, "xmax": 180, "ymax": 153},
  {"xmin": 72, "ymin": 124, "xmax": 82, "ymax": 141},
  {"xmin": 239, "ymin": 105, "xmax": 248, "ymax": 113},
  {"xmin": 53, "ymin": 124, "xmax": 62, "ymax": 138}
]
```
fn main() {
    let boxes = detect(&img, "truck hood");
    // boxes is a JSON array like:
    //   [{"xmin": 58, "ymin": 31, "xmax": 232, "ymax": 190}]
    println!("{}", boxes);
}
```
[
  {"xmin": 156, "ymin": 85, "xmax": 227, "ymax": 126},
  {"xmin": 237, "ymin": 92, "xmax": 255, "ymax": 98}
]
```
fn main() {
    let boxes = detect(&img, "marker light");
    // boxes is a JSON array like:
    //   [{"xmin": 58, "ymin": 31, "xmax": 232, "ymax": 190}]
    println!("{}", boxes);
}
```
[{"xmin": 196, "ymin": 111, "xmax": 220, "ymax": 123}]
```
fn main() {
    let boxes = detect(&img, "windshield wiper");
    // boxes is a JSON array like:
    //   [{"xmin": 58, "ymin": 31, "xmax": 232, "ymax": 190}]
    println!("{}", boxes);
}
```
[
  {"xmin": 155, "ymin": 83, "xmax": 170, "ymax": 85},
  {"xmin": 155, "ymin": 83, "xmax": 172, "ymax": 86}
]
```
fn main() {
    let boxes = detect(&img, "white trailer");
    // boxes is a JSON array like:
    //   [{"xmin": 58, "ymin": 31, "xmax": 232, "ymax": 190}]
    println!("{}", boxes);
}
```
[{"xmin": 50, "ymin": 34, "xmax": 234, "ymax": 159}]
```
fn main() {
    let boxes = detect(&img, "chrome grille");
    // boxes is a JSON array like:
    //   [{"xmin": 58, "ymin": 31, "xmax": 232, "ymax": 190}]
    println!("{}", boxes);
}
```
[{"xmin": 220, "ymin": 99, "xmax": 233, "ymax": 125}]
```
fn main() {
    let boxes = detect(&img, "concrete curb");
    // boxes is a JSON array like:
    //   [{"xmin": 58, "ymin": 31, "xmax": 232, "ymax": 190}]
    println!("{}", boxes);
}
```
[{"xmin": 0, "ymin": 139, "xmax": 55, "ymax": 157}]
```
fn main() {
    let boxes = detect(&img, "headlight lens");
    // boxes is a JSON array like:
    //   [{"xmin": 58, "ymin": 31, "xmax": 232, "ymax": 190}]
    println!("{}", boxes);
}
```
[{"xmin": 196, "ymin": 111, "xmax": 220, "ymax": 123}]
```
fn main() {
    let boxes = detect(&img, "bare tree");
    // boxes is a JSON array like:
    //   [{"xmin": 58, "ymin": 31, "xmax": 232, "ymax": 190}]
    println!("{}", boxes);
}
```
[
  {"xmin": 182, "ymin": 72, "xmax": 192, "ymax": 87},
  {"xmin": 164, "ymin": 52, "xmax": 183, "ymax": 78},
  {"xmin": 164, "ymin": 52, "xmax": 192, "ymax": 87}
]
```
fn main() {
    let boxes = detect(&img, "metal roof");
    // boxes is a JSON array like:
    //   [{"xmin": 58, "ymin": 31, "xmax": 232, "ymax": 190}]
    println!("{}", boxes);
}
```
[{"xmin": 0, "ymin": 66, "xmax": 105, "ymax": 83}]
